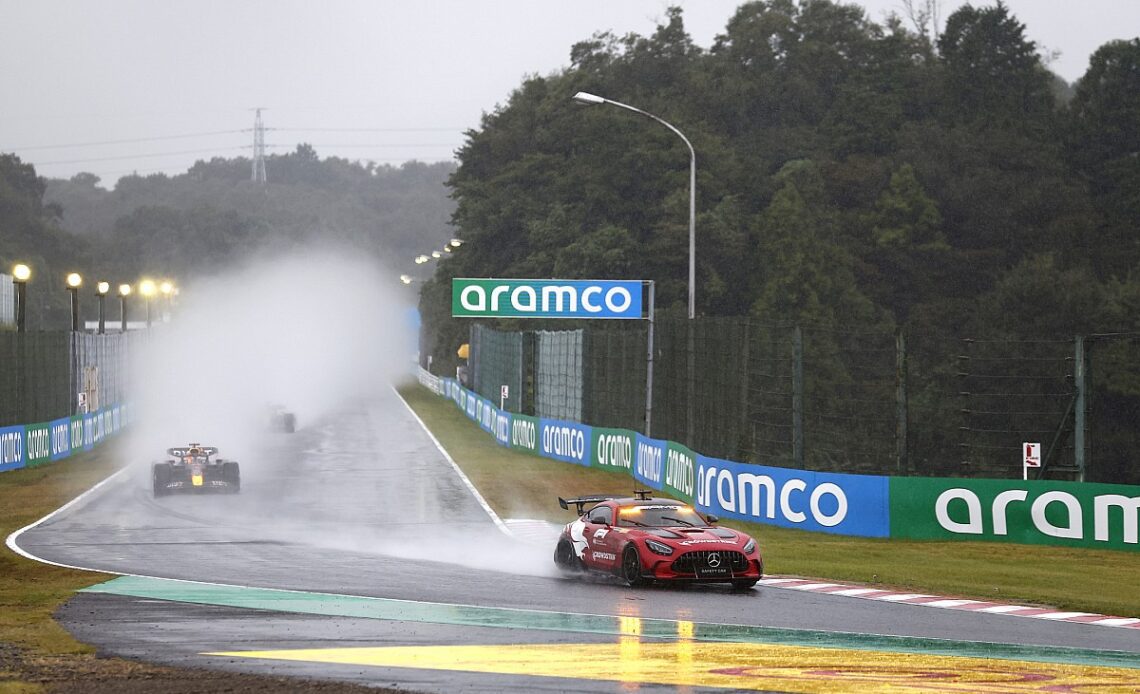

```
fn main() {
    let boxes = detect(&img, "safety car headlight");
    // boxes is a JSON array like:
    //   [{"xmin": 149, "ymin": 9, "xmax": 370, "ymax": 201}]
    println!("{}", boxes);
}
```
[
  {"xmin": 645, "ymin": 539, "xmax": 674, "ymax": 556},
  {"xmin": 743, "ymin": 538, "xmax": 756, "ymax": 554}
]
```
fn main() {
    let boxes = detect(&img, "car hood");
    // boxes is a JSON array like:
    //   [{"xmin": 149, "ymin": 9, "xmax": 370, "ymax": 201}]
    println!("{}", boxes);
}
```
[{"xmin": 638, "ymin": 526, "xmax": 746, "ymax": 548}]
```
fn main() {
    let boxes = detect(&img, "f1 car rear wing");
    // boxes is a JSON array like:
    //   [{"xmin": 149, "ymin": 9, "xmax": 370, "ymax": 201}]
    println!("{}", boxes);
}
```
[
  {"xmin": 558, "ymin": 495, "xmax": 622, "ymax": 515},
  {"xmin": 167, "ymin": 445, "xmax": 218, "ymax": 457}
]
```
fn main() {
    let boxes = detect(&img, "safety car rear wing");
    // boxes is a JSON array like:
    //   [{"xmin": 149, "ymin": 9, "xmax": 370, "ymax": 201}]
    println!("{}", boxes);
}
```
[{"xmin": 558, "ymin": 495, "xmax": 622, "ymax": 515}]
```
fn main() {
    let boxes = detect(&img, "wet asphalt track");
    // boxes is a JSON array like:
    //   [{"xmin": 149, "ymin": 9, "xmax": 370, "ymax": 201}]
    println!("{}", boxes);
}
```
[{"xmin": 13, "ymin": 388, "xmax": 1140, "ymax": 692}]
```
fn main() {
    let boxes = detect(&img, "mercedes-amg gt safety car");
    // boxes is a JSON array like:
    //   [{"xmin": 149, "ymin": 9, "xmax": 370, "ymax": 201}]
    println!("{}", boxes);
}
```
[
  {"xmin": 152, "ymin": 444, "xmax": 240, "ymax": 497},
  {"xmin": 554, "ymin": 491, "xmax": 763, "ymax": 589}
]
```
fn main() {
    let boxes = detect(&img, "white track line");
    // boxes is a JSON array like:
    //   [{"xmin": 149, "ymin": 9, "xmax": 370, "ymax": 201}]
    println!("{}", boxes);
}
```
[
  {"xmin": 757, "ymin": 578, "xmax": 1140, "ymax": 629},
  {"xmin": 392, "ymin": 386, "xmax": 510, "ymax": 536},
  {"xmin": 5, "ymin": 467, "xmax": 132, "ymax": 573}
]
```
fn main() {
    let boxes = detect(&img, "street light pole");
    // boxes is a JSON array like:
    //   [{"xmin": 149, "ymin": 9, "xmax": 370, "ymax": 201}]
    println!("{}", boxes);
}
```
[
  {"xmin": 66, "ymin": 273, "xmax": 83, "ymax": 332},
  {"xmin": 118, "ymin": 284, "xmax": 132, "ymax": 332},
  {"xmin": 12, "ymin": 264, "xmax": 31, "ymax": 332},
  {"xmin": 572, "ymin": 91, "xmax": 697, "ymax": 319},
  {"xmin": 96, "ymin": 282, "xmax": 109, "ymax": 334},
  {"xmin": 139, "ymin": 279, "xmax": 156, "ymax": 328}
]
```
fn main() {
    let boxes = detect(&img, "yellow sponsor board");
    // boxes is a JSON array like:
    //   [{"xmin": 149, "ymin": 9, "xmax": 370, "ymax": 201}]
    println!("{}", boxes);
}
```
[{"xmin": 210, "ymin": 640, "xmax": 1140, "ymax": 693}]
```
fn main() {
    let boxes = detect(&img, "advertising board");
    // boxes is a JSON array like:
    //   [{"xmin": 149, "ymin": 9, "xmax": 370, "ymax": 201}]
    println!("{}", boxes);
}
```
[
  {"xmin": 453, "ymin": 279, "xmax": 644, "ymax": 320},
  {"xmin": 891, "ymin": 477, "xmax": 1140, "ymax": 551}
]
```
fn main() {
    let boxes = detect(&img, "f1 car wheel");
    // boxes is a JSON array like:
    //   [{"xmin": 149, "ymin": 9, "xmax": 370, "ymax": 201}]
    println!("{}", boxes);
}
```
[
  {"xmin": 553, "ymin": 539, "xmax": 583, "ymax": 573},
  {"xmin": 222, "ymin": 462, "xmax": 241, "ymax": 493},
  {"xmin": 621, "ymin": 545, "xmax": 648, "ymax": 587},
  {"xmin": 732, "ymin": 578, "xmax": 759, "ymax": 590},
  {"xmin": 152, "ymin": 463, "xmax": 170, "ymax": 497}
]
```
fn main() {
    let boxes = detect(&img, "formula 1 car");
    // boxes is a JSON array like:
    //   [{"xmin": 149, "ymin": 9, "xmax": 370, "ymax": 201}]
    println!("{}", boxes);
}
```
[
  {"xmin": 267, "ymin": 405, "xmax": 296, "ymax": 433},
  {"xmin": 553, "ymin": 491, "xmax": 763, "ymax": 589},
  {"xmin": 152, "ymin": 444, "xmax": 240, "ymax": 497}
]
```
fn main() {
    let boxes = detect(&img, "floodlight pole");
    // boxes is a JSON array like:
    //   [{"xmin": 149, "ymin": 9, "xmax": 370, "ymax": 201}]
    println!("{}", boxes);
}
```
[
  {"xmin": 572, "ymin": 91, "xmax": 696, "ymax": 319},
  {"xmin": 645, "ymin": 281, "xmax": 655, "ymax": 437}
]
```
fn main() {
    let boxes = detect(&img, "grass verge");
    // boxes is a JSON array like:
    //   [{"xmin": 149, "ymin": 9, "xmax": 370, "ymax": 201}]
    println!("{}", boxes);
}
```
[{"xmin": 399, "ymin": 384, "xmax": 1140, "ymax": 618}]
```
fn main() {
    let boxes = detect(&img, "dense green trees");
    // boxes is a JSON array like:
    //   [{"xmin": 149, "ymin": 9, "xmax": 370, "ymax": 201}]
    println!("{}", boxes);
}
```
[
  {"xmin": 3, "ymin": 147, "xmax": 456, "ymax": 328},
  {"xmin": 416, "ymin": 1, "xmax": 1139, "ymax": 480},
  {"xmin": 423, "ymin": 0, "xmax": 1139, "ymax": 346},
  {"xmin": 39, "ymin": 146, "xmax": 457, "ymax": 284}
]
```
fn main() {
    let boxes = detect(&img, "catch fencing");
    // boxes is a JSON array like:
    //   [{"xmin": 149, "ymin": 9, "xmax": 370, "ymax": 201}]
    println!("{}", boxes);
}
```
[
  {"xmin": 431, "ymin": 371, "xmax": 1140, "ymax": 552},
  {"xmin": 0, "ymin": 274, "xmax": 13, "ymax": 326},
  {"xmin": 0, "ymin": 330, "xmax": 148, "ymax": 427},
  {"xmin": 458, "ymin": 319, "xmax": 1140, "ymax": 485}
]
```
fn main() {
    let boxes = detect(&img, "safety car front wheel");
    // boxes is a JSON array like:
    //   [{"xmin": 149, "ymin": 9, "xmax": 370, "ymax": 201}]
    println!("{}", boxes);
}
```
[
  {"xmin": 621, "ymin": 545, "xmax": 648, "ymax": 587},
  {"xmin": 554, "ymin": 538, "xmax": 583, "ymax": 573}
]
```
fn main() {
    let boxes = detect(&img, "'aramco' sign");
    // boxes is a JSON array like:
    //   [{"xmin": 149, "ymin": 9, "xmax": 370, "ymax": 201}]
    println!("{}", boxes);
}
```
[{"xmin": 452, "ymin": 279, "xmax": 644, "ymax": 319}]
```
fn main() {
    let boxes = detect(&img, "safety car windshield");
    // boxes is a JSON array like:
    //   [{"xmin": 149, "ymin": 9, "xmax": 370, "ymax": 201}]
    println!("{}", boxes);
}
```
[{"xmin": 617, "ymin": 505, "xmax": 706, "ymax": 528}]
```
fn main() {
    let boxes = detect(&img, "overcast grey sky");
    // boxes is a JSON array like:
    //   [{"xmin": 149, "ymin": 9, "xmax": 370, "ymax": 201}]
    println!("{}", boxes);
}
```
[{"xmin": 2, "ymin": 0, "xmax": 1136, "ymax": 187}]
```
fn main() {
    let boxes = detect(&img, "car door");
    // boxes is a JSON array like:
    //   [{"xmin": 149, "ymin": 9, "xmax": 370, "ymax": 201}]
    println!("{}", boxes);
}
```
[{"xmin": 583, "ymin": 504, "xmax": 617, "ymax": 570}]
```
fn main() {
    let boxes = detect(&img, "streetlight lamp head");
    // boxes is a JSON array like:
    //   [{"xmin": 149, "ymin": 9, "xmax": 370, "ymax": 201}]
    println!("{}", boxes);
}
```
[
  {"xmin": 139, "ymin": 279, "xmax": 157, "ymax": 297},
  {"xmin": 13, "ymin": 264, "xmax": 31, "ymax": 282},
  {"xmin": 66, "ymin": 272, "xmax": 83, "ymax": 288},
  {"xmin": 450, "ymin": 238, "xmax": 463, "ymax": 247},
  {"xmin": 431, "ymin": 251, "xmax": 442, "ymax": 258},
  {"xmin": 572, "ymin": 91, "xmax": 606, "ymax": 105},
  {"xmin": 118, "ymin": 284, "xmax": 132, "ymax": 297},
  {"xmin": 399, "ymin": 274, "xmax": 413, "ymax": 285},
  {"xmin": 96, "ymin": 281, "xmax": 110, "ymax": 295},
  {"xmin": 160, "ymin": 281, "xmax": 173, "ymax": 295}
]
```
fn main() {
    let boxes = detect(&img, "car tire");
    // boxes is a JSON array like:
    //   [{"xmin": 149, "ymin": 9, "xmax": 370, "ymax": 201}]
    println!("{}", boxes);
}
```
[
  {"xmin": 732, "ymin": 578, "xmax": 759, "ymax": 590},
  {"xmin": 621, "ymin": 544, "xmax": 648, "ymax": 587},
  {"xmin": 152, "ymin": 463, "xmax": 170, "ymax": 497},
  {"xmin": 222, "ymin": 462, "xmax": 241, "ymax": 493},
  {"xmin": 553, "ymin": 539, "xmax": 583, "ymax": 573}
]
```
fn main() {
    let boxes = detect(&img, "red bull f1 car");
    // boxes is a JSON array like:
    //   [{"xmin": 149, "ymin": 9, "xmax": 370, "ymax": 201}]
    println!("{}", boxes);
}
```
[
  {"xmin": 152, "ymin": 444, "xmax": 240, "ymax": 497},
  {"xmin": 554, "ymin": 491, "xmax": 763, "ymax": 589}
]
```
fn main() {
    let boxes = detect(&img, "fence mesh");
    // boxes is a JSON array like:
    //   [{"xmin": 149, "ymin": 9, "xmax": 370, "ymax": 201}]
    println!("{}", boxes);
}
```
[
  {"xmin": 469, "ymin": 324, "xmax": 524, "ymax": 412},
  {"xmin": 460, "ymin": 318, "xmax": 1140, "ymax": 484},
  {"xmin": 0, "ymin": 330, "xmax": 147, "ymax": 425},
  {"xmin": 534, "ymin": 330, "xmax": 584, "ymax": 421},
  {"xmin": 1, "ymin": 275, "xmax": 14, "ymax": 326}
]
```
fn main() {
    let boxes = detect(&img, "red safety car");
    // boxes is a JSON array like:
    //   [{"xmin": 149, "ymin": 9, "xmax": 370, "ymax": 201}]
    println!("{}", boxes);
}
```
[{"xmin": 553, "ymin": 491, "xmax": 763, "ymax": 589}]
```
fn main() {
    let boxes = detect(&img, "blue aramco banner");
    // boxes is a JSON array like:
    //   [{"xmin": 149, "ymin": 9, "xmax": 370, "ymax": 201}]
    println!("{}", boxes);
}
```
[
  {"xmin": 539, "ymin": 418, "xmax": 592, "ymax": 466},
  {"xmin": 0, "ymin": 425, "xmax": 25, "ymax": 472},
  {"xmin": 692, "ymin": 454, "xmax": 890, "ymax": 538}
]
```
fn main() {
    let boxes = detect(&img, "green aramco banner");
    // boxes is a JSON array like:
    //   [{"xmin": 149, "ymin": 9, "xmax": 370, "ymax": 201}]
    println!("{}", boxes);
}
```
[{"xmin": 891, "ymin": 477, "xmax": 1140, "ymax": 551}]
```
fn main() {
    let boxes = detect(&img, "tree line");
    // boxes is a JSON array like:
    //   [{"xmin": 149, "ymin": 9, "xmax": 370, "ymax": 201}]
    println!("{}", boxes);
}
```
[
  {"xmin": 417, "ymin": 1, "xmax": 1140, "ymax": 481},
  {"xmin": 420, "ymin": 0, "xmax": 1139, "ymax": 386},
  {"xmin": 0, "ymin": 147, "xmax": 456, "ymax": 329}
]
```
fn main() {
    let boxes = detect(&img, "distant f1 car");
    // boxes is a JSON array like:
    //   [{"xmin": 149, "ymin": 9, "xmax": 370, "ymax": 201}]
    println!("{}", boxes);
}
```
[
  {"xmin": 554, "ymin": 491, "xmax": 762, "ymax": 589},
  {"xmin": 152, "ymin": 444, "xmax": 240, "ymax": 497},
  {"xmin": 268, "ymin": 405, "xmax": 296, "ymax": 433}
]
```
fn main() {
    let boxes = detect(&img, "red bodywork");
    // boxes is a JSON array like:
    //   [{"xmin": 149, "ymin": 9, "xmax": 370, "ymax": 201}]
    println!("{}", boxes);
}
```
[{"xmin": 554, "ymin": 496, "xmax": 763, "ymax": 588}]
